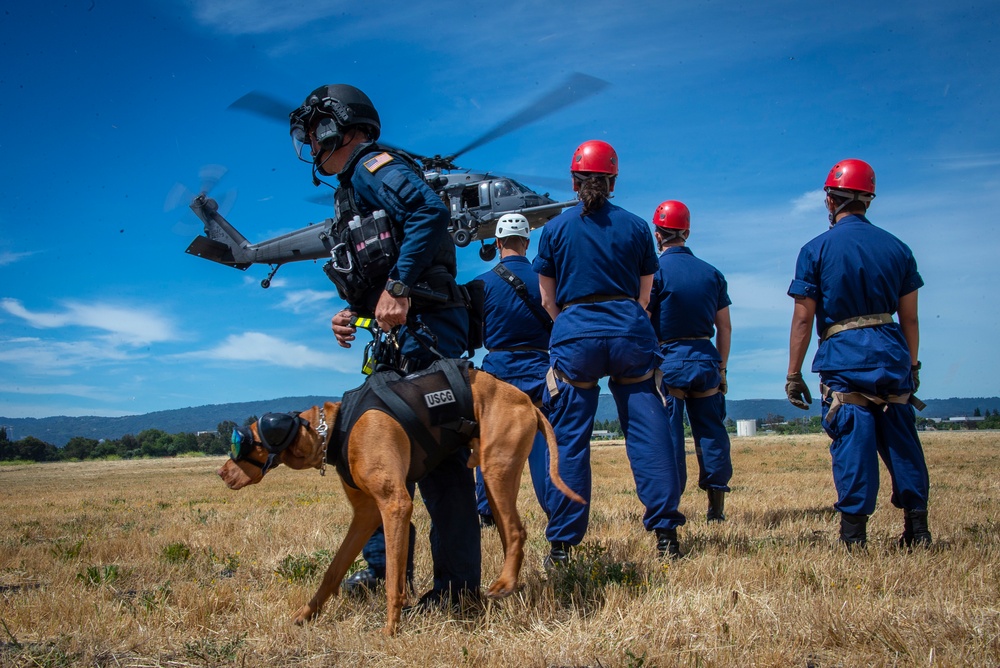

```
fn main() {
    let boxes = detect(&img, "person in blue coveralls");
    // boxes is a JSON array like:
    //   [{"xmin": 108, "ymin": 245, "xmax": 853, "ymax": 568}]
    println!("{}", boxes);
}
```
[
  {"xmin": 649, "ymin": 200, "xmax": 733, "ymax": 523},
  {"xmin": 533, "ymin": 140, "xmax": 685, "ymax": 563},
  {"xmin": 785, "ymin": 158, "xmax": 930, "ymax": 550},
  {"xmin": 472, "ymin": 213, "xmax": 552, "ymax": 526},
  {"xmin": 289, "ymin": 84, "xmax": 481, "ymax": 607}
]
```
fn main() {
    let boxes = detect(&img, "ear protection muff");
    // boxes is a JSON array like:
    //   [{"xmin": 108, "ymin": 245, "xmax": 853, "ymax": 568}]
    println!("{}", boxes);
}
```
[
  {"xmin": 314, "ymin": 116, "xmax": 344, "ymax": 153},
  {"xmin": 258, "ymin": 412, "xmax": 307, "ymax": 454}
]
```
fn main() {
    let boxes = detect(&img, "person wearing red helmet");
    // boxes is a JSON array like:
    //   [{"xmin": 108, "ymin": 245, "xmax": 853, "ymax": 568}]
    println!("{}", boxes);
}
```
[
  {"xmin": 786, "ymin": 159, "xmax": 929, "ymax": 550},
  {"xmin": 649, "ymin": 200, "xmax": 733, "ymax": 523},
  {"xmin": 533, "ymin": 140, "xmax": 685, "ymax": 563}
]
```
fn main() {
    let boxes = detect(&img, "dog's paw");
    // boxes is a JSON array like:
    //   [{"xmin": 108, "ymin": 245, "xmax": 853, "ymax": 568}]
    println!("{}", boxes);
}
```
[
  {"xmin": 485, "ymin": 579, "xmax": 517, "ymax": 599},
  {"xmin": 291, "ymin": 604, "xmax": 318, "ymax": 625}
]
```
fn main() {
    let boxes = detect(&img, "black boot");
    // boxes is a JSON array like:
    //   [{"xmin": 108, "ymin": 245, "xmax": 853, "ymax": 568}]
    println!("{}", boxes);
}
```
[
  {"xmin": 707, "ymin": 489, "xmax": 727, "ymax": 522},
  {"xmin": 543, "ymin": 541, "xmax": 571, "ymax": 572},
  {"xmin": 899, "ymin": 509, "xmax": 932, "ymax": 548},
  {"xmin": 839, "ymin": 512, "xmax": 868, "ymax": 550},
  {"xmin": 341, "ymin": 567, "xmax": 383, "ymax": 596},
  {"xmin": 656, "ymin": 529, "xmax": 682, "ymax": 560}
]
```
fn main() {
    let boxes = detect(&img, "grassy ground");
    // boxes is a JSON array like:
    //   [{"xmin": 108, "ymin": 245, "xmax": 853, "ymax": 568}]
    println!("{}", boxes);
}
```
[{"xmin": 1, "ymin": 431, "xmax": 998, "ymax": 667}]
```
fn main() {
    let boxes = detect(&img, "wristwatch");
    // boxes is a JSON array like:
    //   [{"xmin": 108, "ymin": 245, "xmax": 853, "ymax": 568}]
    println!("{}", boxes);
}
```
[{"xmin": 385, "ymin": 279, "xmax": 411, "ymax": 298}]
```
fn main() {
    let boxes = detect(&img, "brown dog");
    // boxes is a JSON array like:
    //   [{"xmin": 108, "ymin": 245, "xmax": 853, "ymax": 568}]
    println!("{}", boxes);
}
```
[{"xmin": 217, "ymin": 368, "xmax": 583, "ymax": 635}]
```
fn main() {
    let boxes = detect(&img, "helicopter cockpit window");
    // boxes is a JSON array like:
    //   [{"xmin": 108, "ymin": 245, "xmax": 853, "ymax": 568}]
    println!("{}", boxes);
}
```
[{"xmin": 492, "ymin": 180, "xmax": 518, "ymax": 199}]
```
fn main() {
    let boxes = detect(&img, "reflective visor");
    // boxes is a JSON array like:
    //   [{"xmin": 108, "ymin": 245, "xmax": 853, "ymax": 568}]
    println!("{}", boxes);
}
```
[
  {"xmin": 230, "ymin": 427, "xmax": 253, "ymax": 460},
  {"xmin": 289, "ymin": 105, "xmax": 315, "ymax": 162}
]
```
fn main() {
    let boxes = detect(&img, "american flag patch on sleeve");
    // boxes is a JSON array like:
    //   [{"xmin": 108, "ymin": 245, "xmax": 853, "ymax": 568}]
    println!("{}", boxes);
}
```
[{"xmin": 363, "ymin": 152, "xmax": 395, "ymax": 173}]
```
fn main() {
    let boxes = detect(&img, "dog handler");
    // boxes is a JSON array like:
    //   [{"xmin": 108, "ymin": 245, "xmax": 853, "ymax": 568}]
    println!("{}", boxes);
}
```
[
  {"xmin": 649, "ymin": 200, "xmax": 734, "ymax": 522},
  {"xmin": 785, "ymin": 158, "xmax": 930, "ymax": 549},
  {"xmin": 289, "ymin": 84, "xmax": 481, "ymax": 607},
  {"xmin": 472, "ymin": 213, "xmax": 552, "ymax": 524},
  {"xmin": 533, "ymin": 140, "xmax": 685, "ymax": 563}
]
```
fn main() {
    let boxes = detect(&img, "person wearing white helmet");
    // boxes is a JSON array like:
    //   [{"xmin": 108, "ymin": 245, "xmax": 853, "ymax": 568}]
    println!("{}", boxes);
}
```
[{"xmin": 471, "ymin": 214, "xmax": 553, "ymax": 525}]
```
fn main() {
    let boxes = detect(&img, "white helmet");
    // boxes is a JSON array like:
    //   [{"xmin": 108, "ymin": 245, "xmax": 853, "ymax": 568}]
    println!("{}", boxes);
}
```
[{"xmin": 496, "ymin": 213, "xmax": 530, "ymax": 239}]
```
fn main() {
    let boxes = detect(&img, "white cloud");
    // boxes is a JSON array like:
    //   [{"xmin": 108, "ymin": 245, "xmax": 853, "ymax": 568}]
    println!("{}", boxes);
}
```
[
  {"xmin": 191, "ymin": 0, "xmax": 348, "ymax": 34},
  {"xmin": 0, "ymin": 250, "xmax": 36, "ymax": 266},
  {"xmin": 0, "ymin": 299, "xmax": 177, "ymax": 345},
  {"xmin": 0, "ymin": 338, "xmax": 135, "ymax": 373},
  {"xmin": 179, "ymin": 331, "xmax": 354, "ymax": 371},
  {"xmin": 276, "ymin": 288, "xmax": 339, "ymax": 315},
  {"xmin": 790, "ymin": 189, "xmax": 826, "ymax": 216}
]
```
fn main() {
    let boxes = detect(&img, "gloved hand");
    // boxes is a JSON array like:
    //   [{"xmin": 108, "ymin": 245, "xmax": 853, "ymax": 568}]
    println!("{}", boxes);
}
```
[
  {"xmin": 719, "ymin": 368, "xmax": 728, "ymax": 395},
  {"xmin": 911, "ymin": 361, "xmax": 921, "ymax": 393},
  {"xmin": 785, "ymin": 372, "xmax": 813, "ymax": 410}
]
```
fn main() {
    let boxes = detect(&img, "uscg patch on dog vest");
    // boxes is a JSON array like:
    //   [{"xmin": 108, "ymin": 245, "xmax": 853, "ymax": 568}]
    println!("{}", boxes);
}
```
[
  {"xmin": 364, "ymin": 152, "xmax": 394, "ymax": 173},
  {"xmin": 424, "ymin": 389, "xmax": 455, "ymax": 408}
]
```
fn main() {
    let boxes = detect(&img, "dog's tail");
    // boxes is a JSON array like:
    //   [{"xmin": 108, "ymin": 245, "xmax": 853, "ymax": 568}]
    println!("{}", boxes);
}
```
[{"xmin": 537, "ymin": 407, "xmax": 586, "ymax": 505}]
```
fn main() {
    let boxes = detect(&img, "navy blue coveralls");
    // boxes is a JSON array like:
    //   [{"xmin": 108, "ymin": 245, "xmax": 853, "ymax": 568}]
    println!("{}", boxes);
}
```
[
  {"xmin": 788, "ymin": 213, "xmax": 928, "ymax": 516},
  {"xmin": 651, "ymin": 246, "xmax": 733, "ymax": 493},
  {"xmin": 474, "ymin": 255, "xmax": 551, "ymax": 518},
  {"xmin": 533, "ymin": 201, "xmax": 685, "ymax": 545},
  {"xmin": 341, "ymin": 143, "xmax": 480, "ymax": 594}
]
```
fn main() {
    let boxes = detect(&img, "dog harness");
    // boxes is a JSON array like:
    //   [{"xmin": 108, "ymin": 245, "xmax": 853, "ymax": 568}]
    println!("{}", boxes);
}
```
[{"xmin": 328, "ymin": 358, "xmax": 479, "ymax": 488}]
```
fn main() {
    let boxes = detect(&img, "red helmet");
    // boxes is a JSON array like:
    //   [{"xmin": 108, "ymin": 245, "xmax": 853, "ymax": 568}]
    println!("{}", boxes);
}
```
[
  {"xmin": 570, "ymin": 140, "xmax": 618, "ymax": 176},
  {"xmin": 652, "ymin": 200, "xmax": 690, "ymax": 231},
  {"xmin": 824, "ymin": 159, "xmax": 876, "ymax": 197}
]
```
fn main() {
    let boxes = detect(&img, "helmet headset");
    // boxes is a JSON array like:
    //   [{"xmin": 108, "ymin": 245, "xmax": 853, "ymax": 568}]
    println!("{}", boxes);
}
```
[{"xmin": 289, "ymin": 85, "xmax": 381, "ymax": 175}]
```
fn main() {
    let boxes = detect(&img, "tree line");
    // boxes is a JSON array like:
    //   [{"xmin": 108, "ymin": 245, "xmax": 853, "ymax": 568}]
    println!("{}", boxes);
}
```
[
  {"xmin": 0, "ymin": 419, "xmax": 254, "ymax": 463},
  {"xmin": 3, "ymin": 408, "xmax": 998, "ymax": 463}
]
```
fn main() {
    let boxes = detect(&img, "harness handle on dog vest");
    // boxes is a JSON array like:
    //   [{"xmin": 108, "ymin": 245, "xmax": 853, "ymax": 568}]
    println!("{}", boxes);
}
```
[
  {"xmin": 821, "ymin": 313, "xmax": 894, "ymax": 341},
  {"xmin": 820, "ymin": 382, "xmax": 926, "ymax": 423}
]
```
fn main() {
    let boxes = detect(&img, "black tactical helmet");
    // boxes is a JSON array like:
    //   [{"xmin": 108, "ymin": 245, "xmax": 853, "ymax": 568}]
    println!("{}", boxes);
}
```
[{"xmin": 289, "ymin": 84, "xmax": 381, "ymax": 156}]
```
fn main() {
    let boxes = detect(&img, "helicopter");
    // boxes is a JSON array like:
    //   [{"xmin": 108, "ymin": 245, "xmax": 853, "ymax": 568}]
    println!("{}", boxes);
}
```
[{"xmin": 182, "ymin": 73, "xmax": 609, "ymax": 288}]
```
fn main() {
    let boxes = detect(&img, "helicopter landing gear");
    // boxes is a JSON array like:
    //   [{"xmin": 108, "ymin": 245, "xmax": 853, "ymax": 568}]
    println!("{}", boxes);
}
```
[
  {"xmin": 261, "ymin": 264, "xmax": 281, "ymax": 289},
  {"xmin": 479, "ymin": 242, "xmax": 497, "ymax": 262},
  {"xmin": 452, "ymin": 228, "xmax": 472, "ymax": 247}
]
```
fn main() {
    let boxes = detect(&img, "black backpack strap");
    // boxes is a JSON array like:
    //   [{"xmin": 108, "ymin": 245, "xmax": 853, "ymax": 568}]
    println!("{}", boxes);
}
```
[
  {"xmin": 492, "ymin": 263, "xmax": 553, "ymax": 332},
  {"xmin": 437, "ymin": 360, "xmax": 479, "ymax": 438}
]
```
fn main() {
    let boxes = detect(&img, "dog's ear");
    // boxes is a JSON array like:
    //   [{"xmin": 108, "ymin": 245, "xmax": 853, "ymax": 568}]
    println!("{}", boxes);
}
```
[{"xmin": 282, "ymin": 403, "xmax": 336, "ymax": 471}]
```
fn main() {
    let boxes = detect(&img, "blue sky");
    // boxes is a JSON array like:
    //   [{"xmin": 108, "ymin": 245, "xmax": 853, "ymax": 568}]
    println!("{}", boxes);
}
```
[{"xmin": 1, "ymin": 1, "xmax": 998, "ymax": 419}]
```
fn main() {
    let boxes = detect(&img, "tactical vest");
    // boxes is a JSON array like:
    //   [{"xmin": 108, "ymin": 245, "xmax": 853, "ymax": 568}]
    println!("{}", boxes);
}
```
[{"xmin": 327, "ymin": 358, "xmax": 479, "ymax": 488}]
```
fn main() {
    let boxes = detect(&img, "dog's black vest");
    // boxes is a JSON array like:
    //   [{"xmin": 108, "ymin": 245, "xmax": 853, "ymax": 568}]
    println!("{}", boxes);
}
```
[{"xmin": 328, "ymin": 359, "xmax": 479, "ymax": 488}]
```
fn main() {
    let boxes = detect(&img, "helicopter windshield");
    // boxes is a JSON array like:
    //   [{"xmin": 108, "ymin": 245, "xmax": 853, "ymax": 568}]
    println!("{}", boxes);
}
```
[{"xmin": 492, "ymin": 179, "xmax": 529, "ymax": 200}]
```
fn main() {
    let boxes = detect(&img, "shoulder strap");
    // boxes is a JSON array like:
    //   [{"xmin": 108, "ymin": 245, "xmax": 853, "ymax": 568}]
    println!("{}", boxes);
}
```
[{"xmin": 492, "ymin": 263, "xmax": 553, "ymax": 332}]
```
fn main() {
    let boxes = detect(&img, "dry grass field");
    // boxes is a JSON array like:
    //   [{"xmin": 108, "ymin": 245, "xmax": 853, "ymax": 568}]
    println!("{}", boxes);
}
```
[{"xmin": 1, "ymin": 431, "xmax": 998, "ymax": 667}]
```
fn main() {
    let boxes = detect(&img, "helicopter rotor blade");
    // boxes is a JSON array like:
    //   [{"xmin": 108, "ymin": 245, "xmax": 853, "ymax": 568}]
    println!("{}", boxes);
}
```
[
  {"xmin": 228, "ymin": 91, "xmax": 295, "ymax": 123},
  {"xmin": 198, "ymin": 164, "xmax": 228, "ymax": 196},
  {"xmin": 446, "ymin": 72, "xmax": 610, "ymax": 164}
]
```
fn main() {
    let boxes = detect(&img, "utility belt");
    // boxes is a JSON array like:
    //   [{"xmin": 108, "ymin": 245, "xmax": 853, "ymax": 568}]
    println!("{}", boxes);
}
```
[
  {"xmin": 545, "ymin": 366, "xmax": 666, "ymax": 405},
  {"xmin": 665, "ymin": 385, "xmax": 721, "ymax": 400},
  {"xmin": 820, "ymin": 383, "xmax": 926, "ymax": 423},
  {"xmin": 659, "ymin": 335, "xmax": 712, "ymax": 346},
  {"xmin": 821, "ymin": 313, "xmax": 894, "ymax": 341},
  {"xmin": 563, "ymin": 294, "xmax": 633, "ymax": 307}
]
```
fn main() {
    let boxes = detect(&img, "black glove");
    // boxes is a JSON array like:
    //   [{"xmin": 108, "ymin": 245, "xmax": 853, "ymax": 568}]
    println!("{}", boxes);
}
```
[
  {"xmin": 719, "ymin": 368, "xmax": 728, "ymax": 395},
  {"xmin": 785, "ymin": 372, "xmax": 812, "ymax": 410},
  {"xmin": 911, "ymin": 361, "xmax": 921, "ymax": 393}
]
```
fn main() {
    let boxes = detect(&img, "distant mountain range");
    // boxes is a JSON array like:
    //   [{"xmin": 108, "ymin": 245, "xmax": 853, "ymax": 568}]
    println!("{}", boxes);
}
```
[{"xmin": 3, "ymin": 395, "xmax": 998, "ymax": 447}]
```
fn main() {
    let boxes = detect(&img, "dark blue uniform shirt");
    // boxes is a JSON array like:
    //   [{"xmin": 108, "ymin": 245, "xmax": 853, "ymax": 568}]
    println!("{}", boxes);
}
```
[
  {"xmin": 533, "ymin": 201, "xmax": 659, "ymax": 345},
  {"xmin": 341, "ymin": 145, "xmax": 455, "ymax": 288},
  {"xmin": 476, "ymin": 255, "xmax": 550, "ymax": 381},
  {"xmin": 788, "ymin": 214, "xmax": 923, "ymax": 372},
  {"xmin": 652, "ymin": 246, "xmax": 731, "ymax": 363}
]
